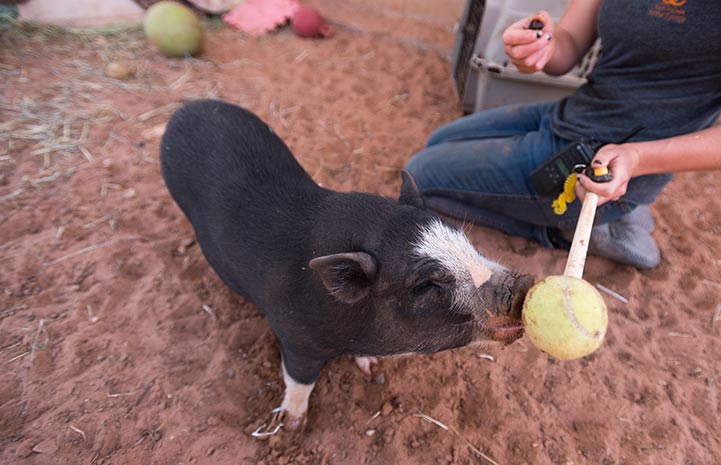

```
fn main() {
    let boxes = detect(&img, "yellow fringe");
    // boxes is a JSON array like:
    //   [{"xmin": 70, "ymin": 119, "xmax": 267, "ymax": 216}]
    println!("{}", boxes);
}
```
[{"xmin": 552, "ymin": 173, "xmax": 578, "ymax": 215}]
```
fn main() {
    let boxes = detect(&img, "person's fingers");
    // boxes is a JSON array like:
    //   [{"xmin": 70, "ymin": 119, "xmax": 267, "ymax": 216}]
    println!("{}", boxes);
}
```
[
  {"xmin": 502, "ymin": 17, "xmax": 540, "ymax": 46},
  {"xmin": 505, "ymin": 39, "xmax": 549, "ymax": 64},
  {"xmin": 534, "ymin": 41, "xmax": 555, "ymax": 70},
  {"xmin": 575, "ymin": 178, "xmax": 586, "ymax": 203},
  {"xmin": 533, "ymin": 10, "xmax": 554, "ymax": 31},
  {"xmin": 523, "ymin": 45, "xmax": 552, "ymax": 71},
  {"xmin": 576, "ymin": 175, "xmax": 612, "ymax": 206},
  {"xmin": 590, "ymin": 152, "xmax": 613, "ymax": 169},
  {"xmin": 503, "ymin": 28, "xmax": 543, "ymax": 47},
  {"xmin": 503, "ymin": 10, "xmax": 555, "ymax": 72},
  {"xmin": 577, "ymin": 173, "xmax": 625, "ymax": 201},
  {"xmin": 502, "ymin": 10, "xmax": 554, "ymax": 46},
  {"xmin": 589, "ymin": 144, "xmax": 633, "ymax": 175}
]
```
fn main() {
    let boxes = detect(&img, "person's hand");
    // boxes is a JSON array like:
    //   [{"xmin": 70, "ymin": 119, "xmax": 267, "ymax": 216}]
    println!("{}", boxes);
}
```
[
  {"xmin": 502, "ymin": 11, "xmax": 555, "ymax": 73},
  {"xmin": 575, "ymin": 143, "xmax": 642, "ymax": 205}
]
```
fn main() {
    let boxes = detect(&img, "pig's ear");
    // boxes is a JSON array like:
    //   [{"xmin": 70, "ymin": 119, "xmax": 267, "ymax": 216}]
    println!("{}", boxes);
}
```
[
  {"xmin": 309, "ymin": 252, "xmax": 377, "ymax": 304},
  {"xmin": 399, "ymin": 170, "xmax": 426, "ymax": 209}
]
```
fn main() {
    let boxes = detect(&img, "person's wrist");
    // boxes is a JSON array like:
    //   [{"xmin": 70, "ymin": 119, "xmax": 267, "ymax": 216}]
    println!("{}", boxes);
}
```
[{"xmin": 624, "ymin": 142, "xmax": 644, "ymax": 177}]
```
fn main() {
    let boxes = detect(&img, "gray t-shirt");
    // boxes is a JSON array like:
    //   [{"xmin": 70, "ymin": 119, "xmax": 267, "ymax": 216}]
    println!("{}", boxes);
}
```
[{"xmin": 551, "ymin": 0, "xmax": 721, "ymax": 143}]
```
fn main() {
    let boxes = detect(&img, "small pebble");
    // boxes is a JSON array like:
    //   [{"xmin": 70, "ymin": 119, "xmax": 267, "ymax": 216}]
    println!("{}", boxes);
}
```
[
  {"xmin": 373, "ymin": 373, "xmax": 385, "ymax": 385},
  {"xmin": 383, "ymin": 428, "xmax": 394, "ymax": 442},
  {"xmin": 381, "ymin": 401, "xmax": 393, "ymax": 416},
  {"xmin": 142, "ymin": 124, "xmax": 166, "ymax": 140},
  {"xmin": 32, "ymin": 438, "xmax": 58, "ymax": 455},
  {"xmin": 365, "ymin": 429, "xmax": 376, "ymax": 437},
  {"xmin": 178, "ymin": 238, "xmax": 195, "ymax": 254},
  {"xmin": 105, "ymin": 61, "xmax": 136, "ymax": 80}
]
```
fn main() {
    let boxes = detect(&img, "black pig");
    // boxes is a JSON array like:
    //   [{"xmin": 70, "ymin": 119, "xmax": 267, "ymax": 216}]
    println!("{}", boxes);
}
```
[{"xmin": 160, "ymin": 100, "xmax": 533, "ymax": 432}]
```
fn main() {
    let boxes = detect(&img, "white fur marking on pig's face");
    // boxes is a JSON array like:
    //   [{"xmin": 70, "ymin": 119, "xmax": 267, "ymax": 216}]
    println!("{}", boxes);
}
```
[
  {"xmin": 413, "ymin": 220, "xmax": 502, "ymax": 290},
  {"xmin": 280, "ymin": 361, "xmax": 315, "ymax": 429}
]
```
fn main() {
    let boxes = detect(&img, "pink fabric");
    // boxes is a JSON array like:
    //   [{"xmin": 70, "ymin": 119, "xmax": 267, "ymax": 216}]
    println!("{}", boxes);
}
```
[{"xmin": 223, "ymin": 0, "xmax": 300, "ymax": 36}]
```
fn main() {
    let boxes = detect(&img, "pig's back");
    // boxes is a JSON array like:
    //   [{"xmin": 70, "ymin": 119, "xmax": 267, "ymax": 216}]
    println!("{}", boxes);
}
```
[
  {"xmin": 160, "ymin": 100, "xmax": 327, "ymax": 301},
  {"xmin": 160, "ymin": 100, "xmax": 317, "ymax": 211}
]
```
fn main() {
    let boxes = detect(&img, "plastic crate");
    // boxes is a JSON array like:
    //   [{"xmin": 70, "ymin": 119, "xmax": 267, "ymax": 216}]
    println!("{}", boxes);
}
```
[{"xmin": 452, "ymin": 0, "xmax": 599, "ymax": 114}]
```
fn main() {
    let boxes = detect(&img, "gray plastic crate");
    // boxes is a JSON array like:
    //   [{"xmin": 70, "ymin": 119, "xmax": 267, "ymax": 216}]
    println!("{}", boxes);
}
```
[{"xmin": 452, "ymin": 0, "xmax": 599, "ymax": 114}]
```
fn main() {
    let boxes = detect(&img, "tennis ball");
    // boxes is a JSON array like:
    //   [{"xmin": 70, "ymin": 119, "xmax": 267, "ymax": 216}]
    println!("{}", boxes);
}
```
[
  {"xmin": 144, "ymin": 1, "xmax": 204, "ymax": 57},
  {"xmin": 522, "ymin": 275, "xmax": 607, "ymax": 360}
]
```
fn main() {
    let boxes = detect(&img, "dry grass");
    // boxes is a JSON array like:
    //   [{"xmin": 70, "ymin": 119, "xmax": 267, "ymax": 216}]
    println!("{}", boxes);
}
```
[
  {"xmin": 0, "ymin": 18, "xmax": 224, "ymax": 193},
  {"xmin": 0, "ymin": 20, "xmax": 152, "ymax": 201},
  {"xmin": 413, "ymin": 411, "xmax": 502, "ymax": 465},
  {"xmin": 0, "ymin": 19, "xmax": 143, "ymax": 45}
]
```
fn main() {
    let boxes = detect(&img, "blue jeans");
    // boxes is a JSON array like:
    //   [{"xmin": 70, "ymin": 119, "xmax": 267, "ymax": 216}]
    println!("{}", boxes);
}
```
[{"xmin": 405, "ymin": 101, "xmax": 672, "ymax": 247}]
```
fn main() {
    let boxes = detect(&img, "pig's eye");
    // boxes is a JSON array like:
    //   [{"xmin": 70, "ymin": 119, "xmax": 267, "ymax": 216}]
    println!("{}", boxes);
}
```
[
  {"xmin": 413, "ymin": 280, "xmax": 439, "ymax": 296},
  {"xmin": 413, "ymin": 279, "xmax": 435, "ymax": 295}
]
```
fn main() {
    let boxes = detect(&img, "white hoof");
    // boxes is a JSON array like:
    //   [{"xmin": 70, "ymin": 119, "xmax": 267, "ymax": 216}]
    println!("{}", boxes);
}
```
[{"xmin": 354, "ymin": 356, "xmax": 379, "ymax": 377}]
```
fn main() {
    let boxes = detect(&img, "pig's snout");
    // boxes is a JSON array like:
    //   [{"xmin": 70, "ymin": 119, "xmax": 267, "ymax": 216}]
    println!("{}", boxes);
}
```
[
  {"xmin": 410, "ymin": 219, "xmax": 535, "ymax": 347},
  {"xmin": 507, "ymin": 273, "xmax": 535, "ymax": 319},
  {"xmin": 481, "ymin": 272, "xmax": 534, "ymax": 344}
]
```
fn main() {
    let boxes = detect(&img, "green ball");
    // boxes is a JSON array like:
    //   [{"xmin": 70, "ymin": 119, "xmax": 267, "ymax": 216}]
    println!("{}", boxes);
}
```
[
  {"xmin": 144, "ymin": 1, "xmax": 203, "ymax": 57},
  {"xmin": 522, "ymin": 275, "xmax": 608, "ymax": 360}
]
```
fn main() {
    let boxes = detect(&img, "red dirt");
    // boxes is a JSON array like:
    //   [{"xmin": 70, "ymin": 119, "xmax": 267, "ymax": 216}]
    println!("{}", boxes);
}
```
[{"xmin": 1, "ymin": 3, "xmax": 720, "ymax": 465}]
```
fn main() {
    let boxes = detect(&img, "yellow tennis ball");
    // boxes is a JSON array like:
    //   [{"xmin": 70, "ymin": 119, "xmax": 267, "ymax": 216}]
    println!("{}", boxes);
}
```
[
  {"xmin": 522, "ymin": 275, "xmax": 607, "ymax": 360},
  {"xmin": 144, "ymin": 1, "xmax": 204, "ymax": 58}
]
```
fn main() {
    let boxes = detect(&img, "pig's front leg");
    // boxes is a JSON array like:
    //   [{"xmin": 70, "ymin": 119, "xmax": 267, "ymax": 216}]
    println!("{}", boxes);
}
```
[
  {"xmin": 276, "ymin": 349, "xmax": 326, "ymax": 432},
  {"xmin": 252, "ymin": 352, "xmax": 324, "ymax": 436},
  {"xmin": 279, "ymin": 361, "xmax": 316, "ymax": 431}
]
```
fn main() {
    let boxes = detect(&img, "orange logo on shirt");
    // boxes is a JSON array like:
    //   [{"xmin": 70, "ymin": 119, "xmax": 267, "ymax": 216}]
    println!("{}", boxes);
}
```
[{"xmin": 649, "ymin": 0, "xmax": 687, "ymax": 22}]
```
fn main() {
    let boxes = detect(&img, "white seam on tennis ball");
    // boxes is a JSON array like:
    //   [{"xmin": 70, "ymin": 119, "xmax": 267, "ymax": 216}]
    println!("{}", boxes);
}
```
[{"xmin": 562, "ymin": 276, "xmax": 601, "ymax": 340}]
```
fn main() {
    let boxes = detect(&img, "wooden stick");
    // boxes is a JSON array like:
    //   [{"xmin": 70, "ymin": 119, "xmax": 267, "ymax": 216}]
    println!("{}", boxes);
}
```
[{"xmin": 563, "ymin": 192, "xmax": 598, "ymax": 279}]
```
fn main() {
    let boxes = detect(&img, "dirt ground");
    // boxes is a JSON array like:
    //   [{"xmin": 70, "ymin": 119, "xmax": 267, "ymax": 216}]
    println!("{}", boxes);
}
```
[{"xmin": 1, "ymin": 2, "xmax": 720, "ymax": 465}]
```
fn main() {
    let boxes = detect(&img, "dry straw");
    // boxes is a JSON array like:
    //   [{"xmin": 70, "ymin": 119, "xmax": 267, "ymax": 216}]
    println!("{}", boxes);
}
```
[{"xmin": 414, "ymin": 411, "xmax": 502, "ymax": 465}]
